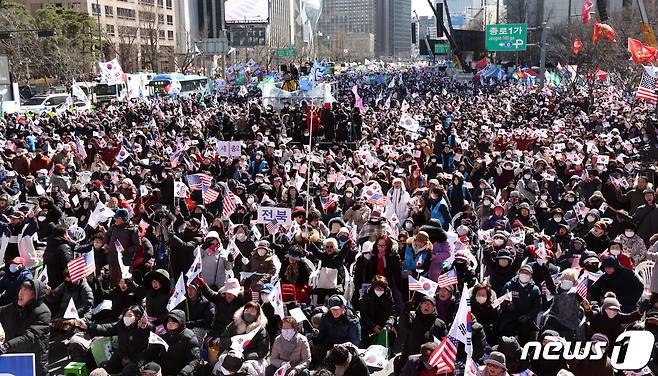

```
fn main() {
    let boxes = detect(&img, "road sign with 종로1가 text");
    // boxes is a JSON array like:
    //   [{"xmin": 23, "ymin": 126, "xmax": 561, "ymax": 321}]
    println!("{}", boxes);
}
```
[{"xmin": 485, "ymin": 23, "xmax": 527, "ymax": 51}]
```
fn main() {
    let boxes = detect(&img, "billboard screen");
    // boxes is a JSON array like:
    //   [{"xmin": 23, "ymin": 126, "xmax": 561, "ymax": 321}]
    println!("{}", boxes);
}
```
[{"xmin": 225, "ymin": 0, "xmax": 269, "ymax": 24}]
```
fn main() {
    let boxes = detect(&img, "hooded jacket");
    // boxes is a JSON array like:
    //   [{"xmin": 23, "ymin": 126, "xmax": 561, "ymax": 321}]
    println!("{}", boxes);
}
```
[
  {"xmin": 87, "ymin": 311, "xmax": 150, "ymax": 363},
  {"xmin": 219, "ymin": 306, "xmax": 270, "ymax": 361},
  {"xmin": 151, "ymin": 309, "xmax": 201, "ymax": 376},
  {"xmin": 143, "ymin": 269, "xmax": 172, "ymax": 320},
  {"xmin": 0, "ymin": 279, "xmax": 51, "ymax": 376},
  {"xmin": 42, "ymin": 233, "xmax": 72, "ymax": 289}
]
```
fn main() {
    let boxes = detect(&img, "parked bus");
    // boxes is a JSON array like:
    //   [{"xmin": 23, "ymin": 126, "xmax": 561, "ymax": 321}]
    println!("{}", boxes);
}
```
[{"xmin": 147, "ymin": 73, "xmax": 207, "ymax": 97}]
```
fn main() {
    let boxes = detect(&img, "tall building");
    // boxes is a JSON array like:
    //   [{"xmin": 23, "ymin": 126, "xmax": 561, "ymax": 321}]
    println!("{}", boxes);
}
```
[
  {"xmin": 375, "ymin": 0, "xmax": 412, "ymax": 57},
  {"xmin": 318, "ymin": 0, "xmax": 411, "ymax": 57},
  {"xmin": 18, "ymin": 0, "xmax": 178, "ymax": 72},
  {"xmin": 317, "ymin": 0, "xmax": 376, "ymax": 56}
]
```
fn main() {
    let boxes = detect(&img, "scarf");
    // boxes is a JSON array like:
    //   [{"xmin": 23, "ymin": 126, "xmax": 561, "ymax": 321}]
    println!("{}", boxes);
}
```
[{"xmin": 285, "ymin": 263, "xmax": 300, "ymax": 284}]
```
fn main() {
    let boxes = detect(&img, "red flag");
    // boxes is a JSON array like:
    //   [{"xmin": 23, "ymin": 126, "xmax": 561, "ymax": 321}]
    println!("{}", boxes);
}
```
[
  {"xmin": 582, "ymin": 0, "xmax": 593, "ymax": 24},
  {"xmin": 595, "ymin": 68, "xmax": 608, "ymax": 81},
  {"xmin": 628, "ymin": 37, "xmax": 657, "ymax": 63},
  {"xmin": 475, "ymin": 57, "xmax": 487, "ymax": 70},
  {"xmin": 592, "ymin": 21, "xmax": 616, "ymax": 44}
]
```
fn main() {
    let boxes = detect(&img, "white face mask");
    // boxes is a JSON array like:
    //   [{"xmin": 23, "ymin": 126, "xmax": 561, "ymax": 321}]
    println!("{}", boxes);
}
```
[
  {"xmin": 560, "ymin": 280, "xmax": 574, "ymax": 290},
  {"xmin": 587, "ymin": 215, "xmax": 596, "ymax": 223},
  {"xmin": 374, "ymin": 289, "xmax": 385, "ymax": 297},
  {"xmin": 123, "ymin": 315, "xmax": 136, "ymax": 327},
  {"xmin": 518, "ymin": 274, "xmax": 531, "ymax": 284},
  {"xmin": 281, "ymin": 328, "xmax": 296, "ymax": 341},
  {"xmin": 524, "ymin": 174, "xmax": 532, "ymax": 180},
  {"xmin": 610, "ymin": 248, "xmax": 621, "ymax": 256},
  {"xmin": 475, "ymin": 296, "xmax": 487, "ymax": 304},
  {"xmin": 605, "ymin": 308, "xmax": 618, "ymax": 318},
  {"xmin": 261, "ymin": 293, "xmax": 269, "ymax": 302},
  {"xmin": 625, "ymin": 230, "xmax": 635, "ymax": 238},
  {"xmin": 236, "ymin": 233, "xmax": 247, "ymax": 242},
  {"xmin": 8, "ymin": 264, "xmax": 19, "ymax": 273},
  {"xmin": 257, "ymin": 249, "xmax": 267, "ymax": 257},
  {"xmin": 494, "ymin": 239, "xmax": 505, "ymax": 246},
  {"xmin": 37, "ymin": 216, "xmax": 46, "ymax": 222},
  {"xmin": 553, "ymin": 216, "xmax": 562, "ymax": 222}
]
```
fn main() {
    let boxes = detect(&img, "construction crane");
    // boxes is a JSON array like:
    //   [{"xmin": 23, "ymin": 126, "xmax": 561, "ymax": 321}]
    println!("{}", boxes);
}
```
[
  {"xmin": 426, "ymin": 0, "xmax": 470, "ymax": 71},
  {"xmin": 637, "ymin": 0, "xmax": 656, "ymax": 47}
]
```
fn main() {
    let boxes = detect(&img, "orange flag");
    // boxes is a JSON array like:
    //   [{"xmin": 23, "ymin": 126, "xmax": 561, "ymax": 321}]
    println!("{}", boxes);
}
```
[
  {"xmin": 592, "ymin": 21, "xmax": 617, "ymax": 44},
  {"xmin": 628, "ymin": 37, "xmax": 657, "ymax": 63},
  {"xmin": 572, "ymin": 39, "xmax": 583, "ymax": 55}
]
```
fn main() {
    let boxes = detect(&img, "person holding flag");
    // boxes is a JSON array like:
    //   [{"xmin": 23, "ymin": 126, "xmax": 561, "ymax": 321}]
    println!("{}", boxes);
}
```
[
  {"xmin": 74, "ymin": 304, "xmax": 151, "ymax": 376},
  {"xmin": 218, "ymin": 301, "xmax": 270, "ymax": 374},
  {"xmin": 396, "ymin": 295, "xmax": 447, "ymax": 373},
  {"xmin": 498, "ymin": 265, "xmax": 541, "ymax": 345},
  {"xmin": 541, "ymin": 268, "xmax": 588, "ymax": 339},
  {"xmin": 144, "ymin": 309, "xmax": 201, "ymax": 376},
  {"xmin": 169, "ymin": 217, "xmax": 203, "ymax": 281},
  {"xmin": 198, "ymin": 231, "xmax": 234, "ymax": 290}
]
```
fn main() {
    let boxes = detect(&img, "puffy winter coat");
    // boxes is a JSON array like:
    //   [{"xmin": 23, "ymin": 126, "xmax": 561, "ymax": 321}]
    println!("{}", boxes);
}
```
[
  {"xmin": 219, "ymin": 306, "xmax": 270, "ymax": 360},
  {"xmin": 0, "ymin": 279, "xmax": 51, "ymax": 376},
  {"xmin": 150, "ymin": 309, "xmax": 201, "ymax": 376}
]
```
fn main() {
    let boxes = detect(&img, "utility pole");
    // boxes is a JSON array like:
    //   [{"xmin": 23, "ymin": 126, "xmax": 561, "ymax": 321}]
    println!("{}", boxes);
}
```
[
  {"xmin": 96, "ymin": 0, "xmax": 102, "ymax": 61},
  {"xmin": 539, "ymin": 22, "xmax": 547, "ymax": 89}
]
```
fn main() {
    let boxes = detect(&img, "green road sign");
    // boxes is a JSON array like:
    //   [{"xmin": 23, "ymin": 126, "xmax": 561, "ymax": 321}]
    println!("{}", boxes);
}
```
[
  {"xmin": 277, "ymin": 48, "xmax": 297, "ymax": 58},
  {"xmin": 434, "ymin": 43, "xmax": 450, "ymax": 54},
  {"xmin": 485, "ymin": 23, "xmax": 527, "ymax": 51}
]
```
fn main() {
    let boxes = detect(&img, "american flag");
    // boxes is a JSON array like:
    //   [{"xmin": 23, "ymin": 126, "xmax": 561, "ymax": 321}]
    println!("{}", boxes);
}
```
[
  {"xmin": 570, "ymin": 275, "xmax": 588, "ymax": 299},
  {"xmin": 321, "ymin": 195, "xmax": 336, "ymax": 210},
  {"xmin": 491, "ymin": 291, "xmax": 512, "ymax": 309},
  {"xmin": 348, "ymin": 225, "xmax": 356, "ymax": 244},
  {"xmin": 408, "ymin": 275, "xmax": 423, "ymax": 292},
  {"xmin": 438, "ymin": 270, "xmax": 458, "ymax": 288},
  {"xmin": 252, "ymin": 290, "xmax": 260, "ymax": 302},
  {"xmin": 635, "ymin": 73, "xmax": 658, "ymax": 102},
  {"xmin": 266, "ymin": 219, "xmax": 280, "ymax": 234},
  {"xmin": 202, "ymin": 184, "xmax": 220, "ymax": 204},
  {"xmin": 187, "ymin": 174, "xmax": 213, "ymax": 190},
  {"xmin": 68, "ymin": 251, "xmax": 96, "ymax": 283},
  {"xmin": 428, "ymin": 335, "xmax": 458, "ymax": 373},
  {"xmin": 222, "ymin": 185, "xmax": 237, "ymax": 217},
  {"xmin": 363, "ymin": 187, "xmax": 389, "ymax": 206},
  {"xmin": 587, "ymin": 271, "xmax": 603, "ymax": 283},
  {"xmin": 154, "ymin": 135, "xmax": 163, "ymax": 148}
]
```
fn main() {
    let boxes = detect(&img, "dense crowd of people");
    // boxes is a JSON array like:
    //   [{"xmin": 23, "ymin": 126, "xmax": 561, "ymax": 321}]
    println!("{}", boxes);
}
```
[{"xmin": 0, "ymin": 63, "xmax": 656, "ymax": 376}]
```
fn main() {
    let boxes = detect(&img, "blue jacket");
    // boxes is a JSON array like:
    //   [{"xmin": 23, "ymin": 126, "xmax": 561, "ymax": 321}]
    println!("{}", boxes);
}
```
[
  {"xmin": 317, "ymin": 309, "xmax": 361, "ymax": 347},
  {"xmin": 0, "ymin": 267, "xmax": 33, "ymax": 305}
]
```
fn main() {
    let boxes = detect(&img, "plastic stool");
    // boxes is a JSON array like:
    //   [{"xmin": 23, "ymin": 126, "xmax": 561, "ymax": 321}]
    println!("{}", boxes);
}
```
[{"xmin": 64, "ymin": 362, "xmax": 88, "ymax": 376}]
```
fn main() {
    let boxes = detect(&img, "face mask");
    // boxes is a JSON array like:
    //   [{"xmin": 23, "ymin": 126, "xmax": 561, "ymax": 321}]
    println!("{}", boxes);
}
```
[
  {"xmin": 524, "ymin": 174, "xmax": 532, "ymax": 180},
  {"xmin": 566, "ymin": 197, "xmax": 575, "ymax": 203},
  {"xmin": 610, "ymin": 248, "xmax": 621, "ymax": 256},
  {"xmin": 243, "ymin": 312, "xmax": 257, "ymax": 323},
  {"xmin": 605, "ymin": 308, "xmax": 618, "ymax": 318},
  {"xmin": 625, "ymin": 230, "xmax": 635, "ymax": 238},
  {"xmin": 494, "ymin": 239, "xmax": 504, "ymax": 246},
  {"xmin": 560, "ymin": 280, "xmax": 574, "ymax": 290},
  {"xmin": 405, "ymin": 223, "xmax": 414, "ymax": 231},
  {"xmin": 553, "ymin": 216, "xmax": 562, "ymax": 222},
  {"xmin": 345, "ymin": 192, "xmax": 353, "ymax": 198},
  {"xmin": 587, "ymin": 215, "xmax": 596, "ymax": 223},
  {"xmin": 123, "ymin": 316, "xmax": 135, "ymax": 326},
  {"xmin": 518, "ymin": 274, "xmax": 531, "ymax": 284},
  {"xmin": 257, "ymin": 249, "xmax": 267, "ymax": 257},
  {"xmin": 8, "ymin": 264, "xmax": 19, "ymax": 273},
  {"xmin": 363, "ymin": 252, "xmax": 372, "ymax": 260},
  {"xmin": 37, "ymin": 216, "xmax": 46, "ymax": 222},
  {"xmin": 483, "ymin": 199, "xmax": 491, "ymax": 206},
  {"xmin": 281, "ymin": 328, "xmax": 295, "ymax": 341},
  {"xmin": 261, "ymin": 293, "xmax": 269, "ymax": 302},
  {"xmin": 236, "ymin": 233, "xmax": 247, "ymax": 242},
  {"xmin": 541, "ymin": 195, "xmax": 548, "ymax": 201},
  {"xmin": 374, "ymin": 289, "xmax": 385, "ymax": 297},
  {"xmin": 475, "ymin": 296, "xmax": 487, "ymax": 304}
]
